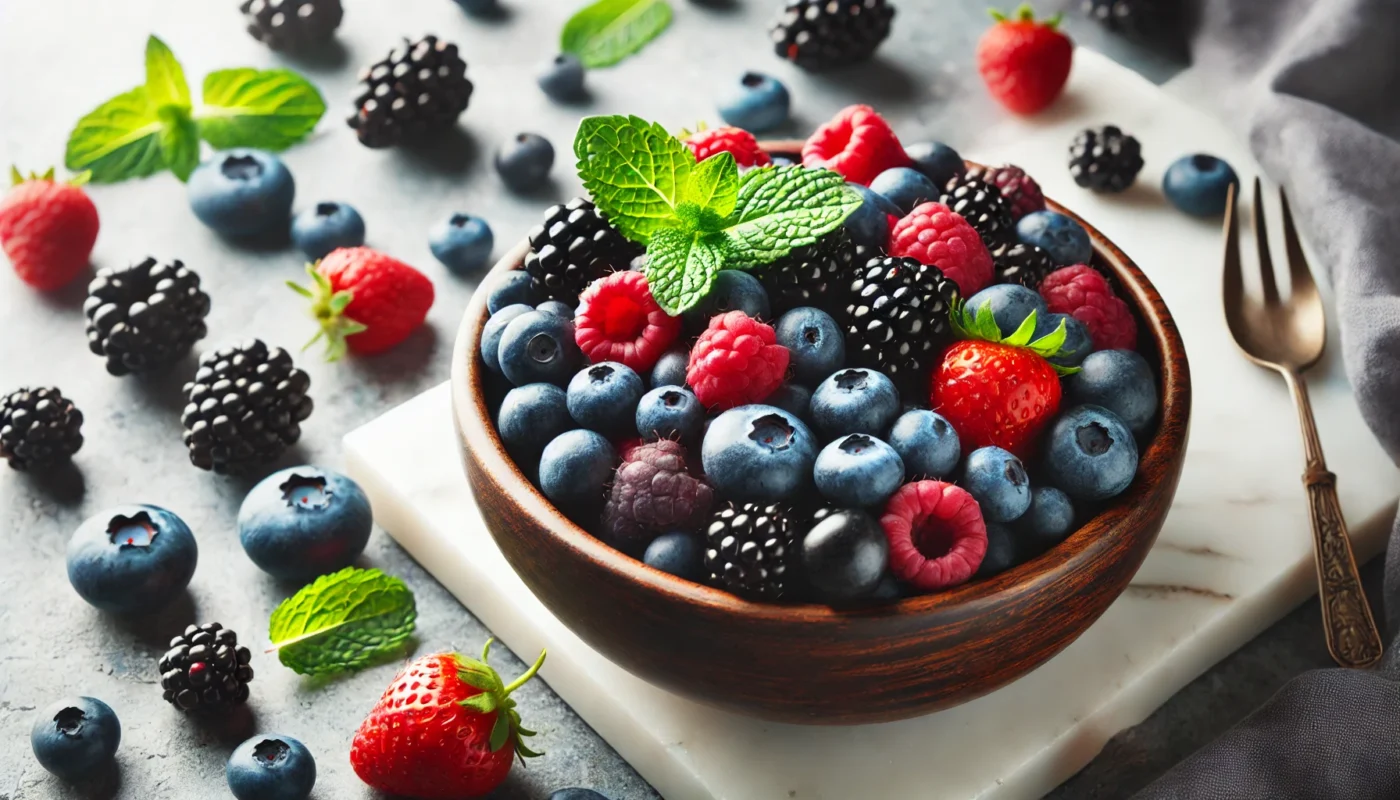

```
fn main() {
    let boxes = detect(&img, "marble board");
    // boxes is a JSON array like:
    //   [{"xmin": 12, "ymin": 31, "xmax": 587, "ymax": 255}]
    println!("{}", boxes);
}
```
[{"xmin": 342, "ymin": 50, "xmax": 1400, "ymax": 800}]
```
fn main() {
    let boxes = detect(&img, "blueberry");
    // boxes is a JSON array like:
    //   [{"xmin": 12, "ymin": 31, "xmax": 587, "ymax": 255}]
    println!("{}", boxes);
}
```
[
  {"xmin": 188, "ymin": 150, "xmax": 295, "ymax": 238},
  {"xmin": 238, "ymin": 466, "xmax": 373, "ymax": 582},
  {"xmin": 636, "ymin": 385, "xmax": 703, "ymax": 442},
  {"xmin": 498, "ymin": 383, "xmax": 574, "ymax": 460},
  {"xmin": 717, "ymin": 72, "xmax": 790, "ymax": 133},
  {"xmin": 1017, "ymin": 486, "xmax": 1075, "ymax": 551},
  {"xmin": 226, "ymin": 734, "xmax": 316, "ymax": 800},
  {"xmin": 868, "ymin": 167, "xmax": 940, "ymax": 214},
  {"xmin": 843, "ymin": 183, "xmax": 900, "ymax": 248},
  {"xmin": 1038, "ymin": 312, "xmax": 1094, "ymax": 368},
  {"xmin": 1066, "ymin": 350, "xmax": 1158, "ymax": 435},
  {"xmin": 887, "ymin": 409, "xmax": 960, "ymax": 478},
  {"xmin": 539, "ymin": 429, "xmax": 616, "ymax": 509},
  {"xmin": 66, "ymin": 505, "xmax": 197, "ymax": 615},
  {"xmin": 1163, "ymin": 154, "xmax": 1238, "ymax": 217},
  {"xmin": 481, "ymin": 303, "xmax": 533, "ymax": 374},
  {"xmin": 775, "ymin": 307, "xmax": 845, "ymax": 387},
  {"xmin": 643, "ymin": 532, "xmax": 703, "ymax": 580},
  {"xmin": 1044, "ymin": 405, "xmax": 1139, "ymax": 501},
  {"xmin": 495, "ymin": 133, "xmax": 555, "ymax": 191},
  {"xmin": 870, "ymin": 572, "xmax": 908, "ymax": 602},
  {"xmin": 486, "ymin": 271, "xmax": 542, "ymax": 313},
  {"xmin": 30, "ymin": 697, "xmax": 120, "ymax": 780},
  {"xmin": 809, "ymin": 368, "xmax": 901, "ymax": 440},
  {"xmin": 567, "ymin": 362, "xmax": 645, "ymax": 438},
  {"xmin": 430, "ymin": 213, "xmax": 494, "ymax": 276},
  {"xmin": 701, "ymin": 404, "xmax": 818, "ymax": 502},
  {"xmin": 498, "ymin": 310, "xmax": 583, "ymax": 387},
  {"xmin": 814, "ymin": 434, "xmax": 904, "ymax": 508},
  {"xmin": 536, "ymin": 300, "xmax": 574, "ymax": 318},
  {"xmin": 963, "ymin": 446, "xmax": 1031, "ymax": 522},
  {"xmin": 904, "ymin": 141, "xmax": 967, "ymax": 188},
  {"xmin": 800, "ymin": 508, "xmax": 889, "ymax": 603},
  {"xmin": 1016, "ymin": 211, "xmax": 1092, "ymax": 266},
  {"xmin": 975, "ymin": 523, "xmax": 1018, "ymax": 579},
  {"xmin": 537, "ymin": 53, "xmax": 586, "ymax": 101},
  {"xmin": 966, "ymin": 283, "xmax": 1048, "ymax": 337},
  {"xmin": 549, "ymin": 790, "xmax": 612, "ymax": 800},
  {"xmin": 650, "ymin": 347, "xmax": 690, "ymax": 388},
  {"xmin": 683, "ymin": 270, "xmax": 770, "ymax": 332},
  {"xmin": 766, "ymin": 383, "xmax": 811, "ymax": 419},
  {"xmin": 290, "ymin": 202, "xmax": 365, "ymax": 260}
]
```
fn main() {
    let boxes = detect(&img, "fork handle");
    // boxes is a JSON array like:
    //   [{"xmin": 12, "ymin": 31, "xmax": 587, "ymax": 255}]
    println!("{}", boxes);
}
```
[{"xmin": 1287, "ymin": 371, "xmax": 1384, "ymax": 669}]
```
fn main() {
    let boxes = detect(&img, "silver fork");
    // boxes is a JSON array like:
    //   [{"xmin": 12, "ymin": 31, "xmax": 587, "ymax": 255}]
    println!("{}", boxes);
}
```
[{"xmin": 1222, "ymin": 179, "xmax": 1382, "ymax": 669}]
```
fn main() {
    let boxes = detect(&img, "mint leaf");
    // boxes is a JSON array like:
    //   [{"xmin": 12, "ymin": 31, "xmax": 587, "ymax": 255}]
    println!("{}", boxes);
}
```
[
  {"xmin": 722, "ymin": 167, "xmax": 862, "ymax": 268},
  {"xmin": 575, "ymin": 114, "xmax": 693, "ymax": 244},
  {"xmin": 197, "ymin": 68, "xmax": 326, "ymax": 151},
  {"xmin": 646, "ymin": 227, "xmax": 725, "ymax": 314},
  {"xmin": 145, "ymin": 35, "xmax": 190, "ymax": 110},
  {"xmin": 268, "ymin": 567, "xmax": 417, "ymax": 676},
  {"xmin": 683, "ymin": 152, "xmax": 739, "ymax": 219},
  {"xmin": 157, "ymin": 106, "xmax": 199, "ymax": 182},
  {"xmin": 561, "ymin": 0, "xmax": 673, "ymax": 68},
  {"xmin": 64, "ymin": 86, "xmax": 168, "ymax": 183}
]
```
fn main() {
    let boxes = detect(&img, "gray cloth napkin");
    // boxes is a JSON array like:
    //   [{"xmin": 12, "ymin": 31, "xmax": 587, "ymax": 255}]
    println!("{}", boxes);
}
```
[{"xmin": 1120, "ymin": 0, "xmax": 1400, "ymax": 797}]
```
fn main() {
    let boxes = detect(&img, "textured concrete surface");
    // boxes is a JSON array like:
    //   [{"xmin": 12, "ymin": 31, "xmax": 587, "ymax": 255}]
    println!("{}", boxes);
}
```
[{"xmin": 0, "ymin": 0, "xmax": 1353, "ymax": 798}]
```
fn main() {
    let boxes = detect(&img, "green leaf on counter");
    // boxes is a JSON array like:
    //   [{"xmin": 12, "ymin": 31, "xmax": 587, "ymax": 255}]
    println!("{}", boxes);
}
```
[
  {"xmin": 268, "ymin": 567, "xmax": 417, "ymax": 676},
  {"xmin": 561, "ymin": 0, "xmax": 673, "ymax": 68}
]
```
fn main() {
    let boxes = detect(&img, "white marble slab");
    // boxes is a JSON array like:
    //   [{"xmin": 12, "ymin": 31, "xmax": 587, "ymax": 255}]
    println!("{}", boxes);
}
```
[{"xmin": 343, "ymin": 49, "xmax": 1399, "ymax": 800}]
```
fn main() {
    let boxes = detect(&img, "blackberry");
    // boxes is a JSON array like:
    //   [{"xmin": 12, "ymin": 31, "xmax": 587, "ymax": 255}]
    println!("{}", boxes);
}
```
[
  {"xmin": 841, "ymin": 255, "xmax": 959, "ymax": 390},
  {"xmin": 769, "ymin": 0, "xmax": 895, "ymax": 71},
  {"xmin": 524, "ymin": 198, "xmax": 640, "ymax": 303},
  {"xmin": 84, "ymin": 258, "xmax": 211, "ymax": 376},
  {"xmin": 0, "ymin": 388, "xmax": 83, "ymax": 471},
  {"xmin": 1068, "ymin": 126, "xmax": 1144, "ymax": 193},
  {"xmin": 347, "ymin": 35, "xmax": 473, "ymax": 149},
  {"xmin": 159, "ymin": 623, "xmax": 254, "ymax": 712},
  {"xmin": 991, "ymin": 242, "xmax": 1056, "ymax": 288},
  {"xmin": 703, "ymin": 502, "xmax": 797, "ymax": 601},
  {"xmin": 939, "ymin": 176, "xmax": 1014, "ymax": 248},
  {"xmin": 180, "ymin": 340, "xmax": 314, "ymax": 474},
  {"xmin": 964, "ymin": 163, "xmax": 1045, "ymax": 221},
  {"xmin": 757, "ymin": 229, "xmax": 860, "ymax": 316},
  {"xmin": 240, "ymin": 0, "xmax": 343, "ymax": 52}
]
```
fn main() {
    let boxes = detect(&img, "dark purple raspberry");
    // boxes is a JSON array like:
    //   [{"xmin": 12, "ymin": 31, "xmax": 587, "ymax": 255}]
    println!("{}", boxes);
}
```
[
  {"xmin": 601, "ymin": 440, "xmax": 713, "ymax": 554},
  {"xmin": 964, "ymin": 164, "xmax": 1046, "ymax": 221}
]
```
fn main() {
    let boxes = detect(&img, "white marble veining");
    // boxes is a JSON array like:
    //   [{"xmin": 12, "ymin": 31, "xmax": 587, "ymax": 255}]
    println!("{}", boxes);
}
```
[{"xmin": 343, "ymin": 50, "xmax": 1399, "ymax": 800}]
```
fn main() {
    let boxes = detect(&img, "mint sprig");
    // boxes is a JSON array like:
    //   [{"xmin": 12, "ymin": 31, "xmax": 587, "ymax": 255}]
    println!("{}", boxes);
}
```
[
  {"xmin": 267, "ymin": 567, "xmax": 417, "ymax": 676},
  {"xmin": 64, "ymin": 35, "xmax": 326, "ymax": 184},
  {"xmin": 561, "ymin": 0, "xmax": 673, "ymax": 68},
  {"xmin": 575, "ymin": 114, "xmax": 694, "ymax": 244}
]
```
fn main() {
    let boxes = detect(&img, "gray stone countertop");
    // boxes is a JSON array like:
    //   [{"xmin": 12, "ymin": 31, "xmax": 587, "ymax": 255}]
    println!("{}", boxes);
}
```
[{"xmin": 0, "ymin": 1, "xmax": 1362, "ymax": 798}]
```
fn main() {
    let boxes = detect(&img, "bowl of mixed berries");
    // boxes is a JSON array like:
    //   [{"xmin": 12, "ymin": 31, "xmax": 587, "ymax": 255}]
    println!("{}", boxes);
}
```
[{"xmin": 451, "ymin": 105, "xmax": 1190, "ymax": 724}]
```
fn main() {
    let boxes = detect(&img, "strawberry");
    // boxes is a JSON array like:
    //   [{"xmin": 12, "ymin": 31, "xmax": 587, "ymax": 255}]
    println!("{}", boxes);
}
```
[
  {"xmin": 0, "ymin": 167, "xmax": 99, "ymax": 291},
  {"xmin": 351, "ymin": 642, "xmax": 547, "ymax": 799},
  {"xmin": 976, "ymin": 5, "xmax": 1074, "ymax": 115},
  {"xmin": 289, "ymin": 246, "xmax": 434, "ymax": 360},
  {"xmin": 929, "ymin": 300, "xmax": 1077, "ymax": 458}
]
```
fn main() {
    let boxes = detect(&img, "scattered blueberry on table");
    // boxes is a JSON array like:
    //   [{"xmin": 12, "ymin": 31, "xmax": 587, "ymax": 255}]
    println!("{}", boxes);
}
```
[
  {"xmin": 30, "ymin": 697, "xmax": 121, "ymax": 780},
  {"xmin": 291, "ymin": 201, "xmax": 365, "ymax": 260},
  {"xmin": 226, "ymin": 734, "xmax": 317, "ymax": 800}
]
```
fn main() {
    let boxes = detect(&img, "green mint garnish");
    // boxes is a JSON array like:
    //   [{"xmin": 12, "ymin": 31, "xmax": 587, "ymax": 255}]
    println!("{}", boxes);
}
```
[
  {"xmin": 267, "ymin": 567, "xmax": 418, "ymax": 676},
  {"xmin": 722, "ymin": 166, "xmax": 862, "ymax": 268},
  {"xmin": 951, "ymin": 300, "xmax": 1081, "ymax": 376},
  {"xmin": 575, "ymin": 114, "xmax": 695, "ymax": 244},
  {"xmin": 64, "ymin": 35, "xmax": 326, "ymax": 184},
  {"xmin": 682, "ymin": 150, "xmax": 739, "ymax": 218},
  {"xmin": 561, "ymin": 0, "xmax": 673, "ymax": 68},
  {"xmin": 646, "ymin": 228, "xmax": 727, "ymax": 313}
]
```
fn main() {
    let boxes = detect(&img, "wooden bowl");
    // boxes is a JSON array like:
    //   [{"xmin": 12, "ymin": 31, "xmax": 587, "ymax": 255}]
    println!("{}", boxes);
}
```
[{"xmin": 450, "ymin": 145, "xmax": 1192, "ymax": 725}]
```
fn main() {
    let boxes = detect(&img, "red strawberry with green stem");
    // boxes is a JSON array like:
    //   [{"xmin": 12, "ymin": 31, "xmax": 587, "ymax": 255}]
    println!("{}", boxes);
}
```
[
  {"xmin": 977, "ymin": 5, "xmax": 1074, "ymax": 115},
  {"xmin": 0, "ymin": 167, "xmax": 99, "ymax": 291},
  {"xmin": 350, "ymin": 641, "xmax": 547, "ymax": 799},
  {"xmin": 930, "ymin": 300, "xmax": 1078, "ymax": 458},
  {"xmin": 288, "ymin": 246, "xmax": 434, "ymax": 360}
]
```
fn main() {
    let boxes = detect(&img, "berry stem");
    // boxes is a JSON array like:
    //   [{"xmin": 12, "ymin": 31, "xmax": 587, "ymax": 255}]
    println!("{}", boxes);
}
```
[{"xmin": 503, "ymin": 648, "xmax": 548, "ymax": 695}]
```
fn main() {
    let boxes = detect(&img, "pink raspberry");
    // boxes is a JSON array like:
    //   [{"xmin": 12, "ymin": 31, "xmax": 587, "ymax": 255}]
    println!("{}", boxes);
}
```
[
  {"xmin": 888, "ymin": 202, "xmax": 994, "ymax": 295},
  {"xmin": 575, "ymin": 271, "xmax": 681, "ymax": 373},
  {"xmin": 881, "ymin": 480, "xmax": 988, "ymax": 592},
  {"xmin": 685, "ymin": 127, "xmax": 771, "ymax": 168},
  {"xmin": 601, "ymin": 440, "xmax": 714, "ymax": 554},
  {"xmin": 966, "ymin": 164, "xmax": 1046, "ymax": 220},
  {"xmin": 802, "ymin": 105, "xmax": 912, "ymax": 186},
  {"xmin": 1038, "ymin": 265, "xmax": 1138, "ymax": 350},
  {"xmin": 686, "ymin": 311, "xmax": 789, "ymax": 410}
]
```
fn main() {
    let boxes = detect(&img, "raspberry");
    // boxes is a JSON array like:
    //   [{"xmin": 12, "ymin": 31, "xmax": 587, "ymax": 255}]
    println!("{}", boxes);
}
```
[
  {"xmin": 575, "ymin": 271, "xmax": 681, "ymax": 373},
  {"xmin": 888, "ymin": 202, "xmax": 994, "ymax": 295},
  {"xmin": 601, "ymin": 439, "xmax": 714, "ymax": 554},
  {"xmin": 881, "ymin": 480, "xmax": 988, "ymax": 592},
  {"xmin": 686, "ymin": 311, "xmax": 789, "ymax": 410},
  {"xmin": 801, "ymin": 104, "xmax": 911, "ymax": 186},
  {"xmin": 1038, "ymin": 265, "xmax": 1138, "ymax": 350},
  {"xmin": 965, "ymin": 163, "xmax": 1045, "ymax": 221},
  {"xmin": 685, "ymin": 127, "xmax": 771, "ymax": 168}
]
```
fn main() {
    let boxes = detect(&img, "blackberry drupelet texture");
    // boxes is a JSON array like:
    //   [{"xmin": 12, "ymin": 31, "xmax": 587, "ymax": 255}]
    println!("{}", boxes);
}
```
[
  {"xmin": 704, "ymin": 502, "xmax": 797, "ymax": 601},
  {"xmin": 0, "ymin": 387, "xmax": 83, "ymax": 470},
  {"xmin": 769, "ymin": 0, "xmax": 896, "ymax": 71},
  {"xmin": 757, "ymin": 228, "xmax": 859, "ymax": 316},
  {"xmin": 1068, "ymin": 125, "xmax": 1144, "ymax": 193},
  {"xmin": 241, "ymin": 0, "xmax": 343, "ymax": 52},
  {"xmin": 524, "ymin": 198, "xmax": 640, "ymax": 303},
  {"xmin": 940, "ymin": 175, "xmax": 1015, "ymax": 247},
  {"xmin": 348, "ymin": 36, "xmax": 473, "ymax": 149},
  {"xmin": 84, "ymin": 257, "xmax": 211, "ymax": 376},
  {"xmin": 841, "ymin": 256, "xmax": 960, "ymax": 390},
  {"xmin": 990, "ymin": 241, "xmax": 1056, "ymax": 288},
  {"xmin": 159, "ymin": 623, "xmax": 254, "ymax": 712},
  {"xmin": 181, "ymin": 340, "xmax": 314, "ymax": 474}
]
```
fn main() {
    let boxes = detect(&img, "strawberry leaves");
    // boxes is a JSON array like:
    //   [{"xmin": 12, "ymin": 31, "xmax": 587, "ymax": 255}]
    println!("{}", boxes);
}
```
[
  {"xmin": 454, "ymin": 639, "xmax": 547, "ymax": 762},
  {"xmin": 287, "ymin": 264, "xmax": 369, "ymax": 362},
  {"xmin": 951, "ymin": 299, "xmax": 1081, "ymax": 376}
]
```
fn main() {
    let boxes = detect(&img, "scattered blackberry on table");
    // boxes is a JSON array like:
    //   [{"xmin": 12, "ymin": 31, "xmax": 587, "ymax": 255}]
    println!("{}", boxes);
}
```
[
  {"xmin": 181, "ymin": 340, "xmax": 314, "ymax": 474},
  {"xmin": 1082, "ymin": 0, "xmax": 1159, "ymax": 37},
  {"xmin": 940, "ymin": 175, "xmax": 1014, "ymax": 248},
  {"xmin": 347, "ymin": 35, "xmax": 472, "ymax": 149},
  {"xmin": 1068, "ymin": 125, "xmax": 1144, "ymax": 193},
  {"xmin": 0, "ymin": 387, "xmax": 82, "ymax": 471},
  {"xmin": 964, "ymin": 163, "xmax": 1045, "ymax": 220},
  {"xmin": 84, "ymin": 258, "xmax": 210, "ymax": 376},
  {"xmin": 159, "ymin": 623, "xmax": 254, "ymax": 712},
  {"xmin": 524, "ymin": 198, "xmax": 640, "ymax": 303},
  {"xmin": 240, "ymin": 0, "xmax": 343, "ymax": 52},
  {"xmin": 990, "ymin": 241, "xmax": 1055, "ymax": 288},
  {"xmin": 758, "ymin": 228, "xmax": 859, "ymax": 316},
  {"xmin": 769, "ymin": 0, "xmax": 895, "ymax": 71},
  {"xmin": 703, "ymin": 502, "xmax": 797, "ymax": 601},
  {"xmin": 841, "ymin": 256, "xmax": 959, "ymax": 391}
]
